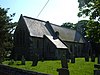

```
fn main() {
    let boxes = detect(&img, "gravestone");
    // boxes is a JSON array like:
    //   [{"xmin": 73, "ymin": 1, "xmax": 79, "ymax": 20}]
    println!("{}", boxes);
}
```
[
  {"xmin": 85, "ymin": 54, "xmax": 89, "ymax": 62},
  {"xmin": 0, "ymin": 48, "xmax": 4, "ymax": 64},
  {"xmin": 98, "ymin": 55, "xmax": 100, "ymax": 64},
  {"xmin": 85, "ymin": 46, "xmax": 89, "ymax": 62},
  {"xmin": 71, "ymin": 46, "xmax": 75, "ymax": 63},
  {"xmin": 91, "ymin": 54, "xmax": 95, "ymax": 62},
  {"xmin": 57, "ymin": 49, "xmax": 69, "ymax": 75},
  {"xmin": 94, "ymin": 59, "xmax": 100, "ymax": 75},
  {"xmin": 71, "ymin": 54, "xmax": 75, "ymax": 63},
  {"xmin": 94, "ymin": 70, "xmax": 100, "ymax": 75},
  {"xmin": 94, "ymin": 44, "xmax": 100, "ymax": 75},
  {"xmin": 61, "ymin": 54, "xmax": 68, "ymax": 68},
  {"xmin": 32, "ymin": 53, "xmax": 39, "ymax": 66},
  {"xmin": 0, "ymin": 56, "xmax": 3, "ymax": 64},
  {"xmin": 84, "ymin": 42, "xmax": 90, "ymax": 62},
  {"xmin": 94, "ymin": 64, "xmax": 100, "ymax": 75},
  {"xmin": 8, "ymin": 59, "xmax": 14, "ymax": 65},
  {"xmin": 57, "ymin": 68, "xmax": 69, "ymax": 75},
  {"xmin": 21, "ymin": 56, "xmax": 25, "ymax": 65}
]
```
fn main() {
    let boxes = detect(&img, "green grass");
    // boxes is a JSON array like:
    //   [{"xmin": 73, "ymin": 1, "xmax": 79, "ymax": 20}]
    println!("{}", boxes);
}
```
[
  {"xmin": 3, "ymin": 58, "xmax": 97, "ymax": 75},
  {"xmin": 69, "ymin": 58, "xmax": 97, "ymax": 75}
]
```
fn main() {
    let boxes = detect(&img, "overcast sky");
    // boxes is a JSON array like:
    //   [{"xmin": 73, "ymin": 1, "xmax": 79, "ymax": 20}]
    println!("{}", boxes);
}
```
[{"xmin": 0, "ymin": 0, "xmax": 83, "ymax": 25}]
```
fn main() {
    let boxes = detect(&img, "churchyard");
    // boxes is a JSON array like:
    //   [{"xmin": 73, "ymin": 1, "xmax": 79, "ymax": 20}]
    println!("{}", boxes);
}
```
[{"xmin": 2, "ymin": 58, "xmax": 97, "ymax": 75}]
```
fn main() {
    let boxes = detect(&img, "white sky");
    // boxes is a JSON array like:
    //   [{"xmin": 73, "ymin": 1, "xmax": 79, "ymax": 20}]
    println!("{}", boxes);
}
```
[{"xmin": 0, "ymin": 0, "xmax": 83, "ymax": 25}]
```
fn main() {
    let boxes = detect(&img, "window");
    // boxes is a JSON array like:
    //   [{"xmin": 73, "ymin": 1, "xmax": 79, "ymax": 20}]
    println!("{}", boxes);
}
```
[
  {"xmin": 37, "ymin": 40, "xmax": 39, "ymax": 48},
  {"xmin": 20, "ymin": 30, "xmax": 25, "ymax": 46},
  {"xmin": 70, "ymin": 45, "xmax": 72, "ymax": 52}
]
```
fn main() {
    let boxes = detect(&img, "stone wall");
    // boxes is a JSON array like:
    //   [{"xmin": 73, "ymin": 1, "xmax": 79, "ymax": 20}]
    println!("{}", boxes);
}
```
[{"xmin": 0, "ymin": 64, "xmax": 51, "ymax": 75}]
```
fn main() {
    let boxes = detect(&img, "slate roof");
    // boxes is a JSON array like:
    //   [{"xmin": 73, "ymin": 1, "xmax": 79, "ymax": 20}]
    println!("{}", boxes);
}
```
[
  {"xmin": 51, "ymin": 25, "xmax": 76, "ymax": 41},
  {"xmin": 23, "ymin": 16, "xmax": 51, "ymax": 37},
  {"xmin": 51, "ymin": 25, "xmax": 85, "ymax": 43},
  {"xmin": 22, "ymin": 15, "xmax": 85, "ymax": 43},
  {"xmin": 45, "ymin": 35, "xmax": 68, "ymax": 49}
]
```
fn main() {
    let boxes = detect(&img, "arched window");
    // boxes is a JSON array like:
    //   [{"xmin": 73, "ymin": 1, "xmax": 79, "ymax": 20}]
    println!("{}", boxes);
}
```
[
  {"xmin": 37, "ymin": 40, "xmax": 39, "ymax": 48},
  {"xmin": 70, "ymin": 45, "xmax": 72, "ymax": 52}
]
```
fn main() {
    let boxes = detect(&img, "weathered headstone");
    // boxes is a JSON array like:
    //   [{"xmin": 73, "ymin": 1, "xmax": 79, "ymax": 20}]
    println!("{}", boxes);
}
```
[
  {"xmin": 0, "ymin": 56, "xmax": 3, "ymax": 64},
  {"xmin": 94, "ymin": 70, "xmax": 100, "ymax": 75},
  {"xmin": 94, "ymin": 43, "xmax": 100, "ymax": 75},
  {"xmin": 32, "ymin": 53, "xmax": 39, "ymax": 66},
  {"xmin": 21, "ymin": 56, "xmax": 25, "ymax": 65},
  {"xmin": 85, "ymin": 45, "xmax": 89, "ymax": 62},
  {"xmin": 94, "ymin": 64, "xmax": 100, "ymax": 75},
  {"xmin": 41, "ymin": 57, "xmax": 44, "ymax": 62},
  {"xmin": 85, "ymin": 54, "xmax": 89, "ymax": 62},
  {"xmin": 84, "ymin": 42, "xmax": 90, "ymax": 62},
  {"xmin": 94, "ymin": 64, "xmax": 100, "ymax": 69},
  {"xmin": 98, "ymin": 55, "xmax": 100, "ymax": 64},
  {"xmin": 57, "ymin": 49, "xmax": 69, "ymax": 75},
  {"xmin": 57, "ymin": 68, "xmax": 69, "ymax": 75},
  {"xmin": 8, "ymin": 59, "xmax": 14, "ymax": 65},
  {"xmin": 91, "ymin": 54, "xmax": 95, "ymax": 62},
  {"xmin": 0, "ymin": 48, "xmax": 4, "ymax": 64},
  {"xmin": 94, "ymin": 54, "xmax": 100, "ymax": 75},
  {"xmin": 71, "ymin": 54, "xmax": 75, "ymax": 63},
  {"xmin": 71, "ymin": 45, "xmax": 75, "ymax": 63},
  {"xmin": 61, "ymin": 54, "xmax": 68, "ymax": 68}
]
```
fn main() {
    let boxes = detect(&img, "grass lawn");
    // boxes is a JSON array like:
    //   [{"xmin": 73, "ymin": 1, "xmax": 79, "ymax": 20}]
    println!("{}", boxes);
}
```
[{"xmin": 3, "ymin": 58, "xmax": 97, "ymax": 75}]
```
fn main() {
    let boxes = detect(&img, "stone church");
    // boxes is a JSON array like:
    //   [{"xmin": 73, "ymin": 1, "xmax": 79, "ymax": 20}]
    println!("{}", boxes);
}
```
[{"xmin": 13, "ymin": 14, "xmax": 87, "ymax": 60}]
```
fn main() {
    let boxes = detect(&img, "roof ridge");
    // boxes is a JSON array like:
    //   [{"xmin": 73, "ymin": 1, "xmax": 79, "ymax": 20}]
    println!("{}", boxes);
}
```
[
  {"xmin": 51, "ymin": 24, "xmax": 76, "ymax": 31},
  {"xmin": 23, "ymin": 15, "xmax": 61, "ymax": 26},
  {"xmin": 23, "ymin": 15, "xmax": 76, "ymax": 31},
  {"xmin": 23, "ymin": 16, "xmax": 46, "ymax": 23},
  {"xmin": 61, "ymin": 26, "xmax": 76, "ymax": 31}
]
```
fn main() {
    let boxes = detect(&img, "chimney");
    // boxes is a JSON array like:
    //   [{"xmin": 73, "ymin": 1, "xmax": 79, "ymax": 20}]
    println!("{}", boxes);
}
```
[{"xmin": 45, "ymin": 21, "xmax": 55, "ymax": 36}]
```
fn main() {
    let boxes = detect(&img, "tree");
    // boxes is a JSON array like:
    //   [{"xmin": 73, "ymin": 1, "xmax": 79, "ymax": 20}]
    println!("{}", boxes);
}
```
[
  {"xmin": 86, "ymin": 21, "xmax": 100, "ymax": 42},
  {"xmin": 78, "ymin": 0, "xmax": 100, "ymax": 43},
  {"xmin": 61, "ymin": 22, "xmax": 76, "ymax": 30},
  {"xmin": 78, "ymin": 0, "xmax": 100, "ymax": 21},
  {"xmin": 0, "ymin": 6, "xmax": 16, "ymax": 63},
  {"xmin": 76, "ymin": 20, "xmax": 89, "ymax": 41},
  {"xmin": 78, "ymin": 0, "xmax": 100, "ymax": 63},
  {"xmin": 76, "ymin": 20, "xmax": 88, "ymax": 34}
]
